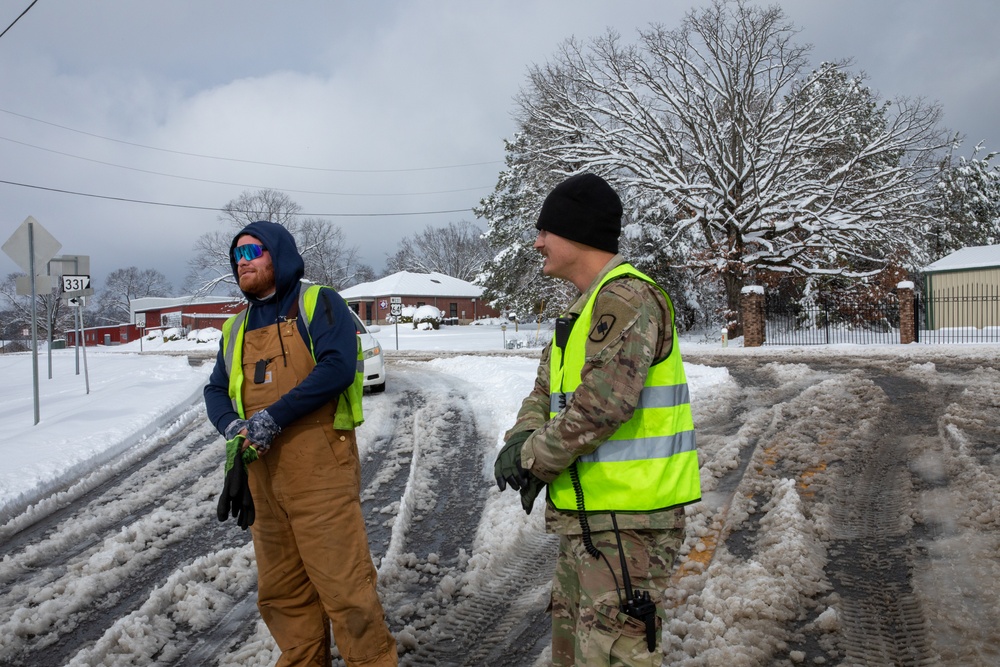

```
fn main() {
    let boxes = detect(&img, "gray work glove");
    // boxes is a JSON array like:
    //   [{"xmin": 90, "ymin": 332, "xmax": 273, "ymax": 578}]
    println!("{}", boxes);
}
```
[
  {"xmin": 494, "ymin": 431, "xmax": 533, "ymax": 492},
  {"xmin": 245, "ymin": 409, "xmax": 281, "ymax": 454},
  {"xmin": 224, "ymin": 418, "xmax": 248, "ymax": 442}
]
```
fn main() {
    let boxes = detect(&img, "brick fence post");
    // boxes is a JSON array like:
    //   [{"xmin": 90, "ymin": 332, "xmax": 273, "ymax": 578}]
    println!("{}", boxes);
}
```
[
  {"xmin": 741, "ymin": 286, "xmax": 765, "ymax": 347},
  {"xmin": 897, "ymin": 280, "xmax": 916, "ymax": 344}
]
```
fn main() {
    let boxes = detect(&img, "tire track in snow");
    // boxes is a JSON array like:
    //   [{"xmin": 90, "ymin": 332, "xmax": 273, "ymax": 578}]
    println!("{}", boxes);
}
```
[
  {"xmin": 0, "ymin": 409, "xmax": 253, "ymax": 666},
  {"xmin": 825, "ymin": 374, "xmax": 943, "ymax": 666},
  {"xmin": 399, "ymin": 531, "xmax": 557, "ymax": 667},
  {"xmin": 361, "ymin": 365, "xmax": 556, "ymax": 667}
]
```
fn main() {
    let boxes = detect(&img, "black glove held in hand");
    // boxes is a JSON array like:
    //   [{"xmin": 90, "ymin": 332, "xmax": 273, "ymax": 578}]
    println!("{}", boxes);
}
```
[
  {"xmin": 217, "ymin": 436, "xmax": 255, "ymax": 530},
  {"xmin": 494, "ymin": 431, "xmax": 533, "ymax": 492},
  {"xmin": 245, "ymin": 409, "xmax": 280, "ymax": 454}
]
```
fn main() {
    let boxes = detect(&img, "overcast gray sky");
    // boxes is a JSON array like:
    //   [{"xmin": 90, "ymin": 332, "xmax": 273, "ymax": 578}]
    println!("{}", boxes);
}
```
[{"xmin": 1, "ymin": 0, "xmax": 998, "ymax": 291}]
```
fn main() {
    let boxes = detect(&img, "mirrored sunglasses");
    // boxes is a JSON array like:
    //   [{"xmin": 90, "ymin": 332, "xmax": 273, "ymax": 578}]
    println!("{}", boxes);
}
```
[{"xmin": 233, "ymin": 244, "xmax": 265, "ymax": 262}]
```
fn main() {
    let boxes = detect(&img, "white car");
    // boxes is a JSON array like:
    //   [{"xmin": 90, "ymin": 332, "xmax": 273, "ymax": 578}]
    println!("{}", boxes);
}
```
[{"xmin": 350, "ymin": 311, "xmax": 386, "ymax": 393}]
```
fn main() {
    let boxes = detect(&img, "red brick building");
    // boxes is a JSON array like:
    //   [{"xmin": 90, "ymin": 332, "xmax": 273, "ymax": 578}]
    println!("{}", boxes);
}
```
[{"xmin": 338, "ymin": 271, "xmax": 499, "ymax": 325}]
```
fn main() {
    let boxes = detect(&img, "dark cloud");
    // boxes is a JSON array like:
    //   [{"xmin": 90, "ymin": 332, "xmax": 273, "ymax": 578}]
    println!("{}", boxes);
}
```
[{"xmin": 1, "ymin": 1, "xmax": 996, "ymax": 291}]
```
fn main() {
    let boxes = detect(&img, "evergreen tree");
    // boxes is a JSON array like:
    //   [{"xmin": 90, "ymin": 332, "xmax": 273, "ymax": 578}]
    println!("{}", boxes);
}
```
[
  {"xmin": 927, "ymin": 141, "xmax": 1000, "ymax": 258},
  {"xmin": 474, "ymin": 133, "xmax": 577, "ymax": 319}
]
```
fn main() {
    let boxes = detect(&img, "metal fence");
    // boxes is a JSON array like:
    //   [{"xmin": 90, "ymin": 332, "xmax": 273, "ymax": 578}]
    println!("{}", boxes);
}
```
[
  {"xmin": 916, "ymin": 283, "xmax": 1000, "ymax": 344},
  {"xmin": 764, "ymin": 292, "xmax": 901, "ymax": 346}
]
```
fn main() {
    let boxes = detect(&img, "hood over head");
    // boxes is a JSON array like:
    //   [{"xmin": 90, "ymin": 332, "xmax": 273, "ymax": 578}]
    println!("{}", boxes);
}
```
[{"xmin": 229, "ymin": 221, "xmax": 304, "ymax": 305}]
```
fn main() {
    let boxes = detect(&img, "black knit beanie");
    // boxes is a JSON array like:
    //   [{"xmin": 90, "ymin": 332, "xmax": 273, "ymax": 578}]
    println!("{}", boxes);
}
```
[{"xmin": 535, "ymin": 173, "xmax": 622, "ymax": 253}]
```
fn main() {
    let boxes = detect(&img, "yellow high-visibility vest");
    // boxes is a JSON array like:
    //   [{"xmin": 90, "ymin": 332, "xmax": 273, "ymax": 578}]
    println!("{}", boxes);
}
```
[
  {"xmin": 222, "ymin": 284, "xmax": 364, "ymax": 430},
  {"xmin": 547, "ymin": 263, "xmax": 701, "ymax": 512}
]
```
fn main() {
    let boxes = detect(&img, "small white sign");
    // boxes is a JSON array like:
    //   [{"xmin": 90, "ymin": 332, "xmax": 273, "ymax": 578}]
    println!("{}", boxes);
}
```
[
  {"xmin": 62, "ymin": 275, "xmax": 91, "ymax": 292},
  {"xmin": 390, "ymin": 296, "xmax": 402, "ymax": 304}
]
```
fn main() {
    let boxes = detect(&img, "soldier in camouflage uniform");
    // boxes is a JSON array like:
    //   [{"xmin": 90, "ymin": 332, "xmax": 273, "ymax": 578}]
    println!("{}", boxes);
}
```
[{"xmin": 494, "ymin": 173, "xmax": 701, "ymax": 667}]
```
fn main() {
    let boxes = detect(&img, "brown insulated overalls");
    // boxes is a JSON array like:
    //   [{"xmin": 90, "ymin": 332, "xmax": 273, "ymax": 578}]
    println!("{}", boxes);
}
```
[{"xmin": 241, "ymin": 318, "xmax": 396, "ymax": 666}]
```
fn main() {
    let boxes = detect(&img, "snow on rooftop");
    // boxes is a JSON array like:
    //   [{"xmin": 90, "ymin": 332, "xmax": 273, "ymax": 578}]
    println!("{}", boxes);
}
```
[
  {"xmin": 922, "ymin": 244, "xmax": 1000, "ymax": 273},
  {"xmin": 339, "ymin": 271, "xmax": 483, "ymax": 299},
  {"xmin": 130, "ymin": 295, "xmax": 241, "ymax": 311},
  {"xmin": 128, "ymin": 296, "xmax": 243, "ymax": 323}
]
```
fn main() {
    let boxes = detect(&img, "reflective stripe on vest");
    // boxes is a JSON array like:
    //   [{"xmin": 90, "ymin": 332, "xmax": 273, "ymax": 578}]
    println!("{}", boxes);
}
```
[
  {"xmin": 297, "ymin": 285, "xmax": 365, "ymax": 429},
  {"xmin": 546, "ymin": 263, "xmax": 701, "ymax": 513},
  {"xmin": 221, "ymin": 284, "xmax": 365, "ymax": 429},
  {"xmin": 550, "ymin": 383, "xmax": 691, "ymax": 415}
]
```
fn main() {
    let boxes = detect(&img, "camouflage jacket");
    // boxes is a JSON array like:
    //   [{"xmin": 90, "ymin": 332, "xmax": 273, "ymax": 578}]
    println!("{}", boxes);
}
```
[{"xmin": 505, "ymin": 255, "xmax": 684, "ymax": 534}]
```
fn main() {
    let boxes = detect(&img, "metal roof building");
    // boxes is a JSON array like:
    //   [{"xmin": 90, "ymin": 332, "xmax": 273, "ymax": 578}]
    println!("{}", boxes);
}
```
[{"xmin": 921, "ymin": 244, "xmax": 1000, "ymax": 331}]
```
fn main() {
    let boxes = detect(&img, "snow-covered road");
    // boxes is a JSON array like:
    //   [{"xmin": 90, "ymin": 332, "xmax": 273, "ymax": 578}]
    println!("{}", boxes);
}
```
[
  {"xmin": 0, "ymin": 350, "xmax": 997, "ymax": 666},
  {"xmin": 669, "ymin": 350, "xmax": 1000, "ymax": 666}
]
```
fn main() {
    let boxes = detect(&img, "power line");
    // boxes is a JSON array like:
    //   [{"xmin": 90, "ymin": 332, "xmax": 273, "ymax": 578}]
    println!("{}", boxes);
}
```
[
  {"xmin": 0, "ymin": 106, "xmax": 503, "ymax": 173},
  {"xmin": 0, "ymin": 134, "xmax": 493, "ymax": 196},
  {"xmin": 0, "ymin": 0, "xmax": 37, "ymax": 41},
  {"xmin": 0, "ymin": 178, "xmax": 475, "ymax": 217}
]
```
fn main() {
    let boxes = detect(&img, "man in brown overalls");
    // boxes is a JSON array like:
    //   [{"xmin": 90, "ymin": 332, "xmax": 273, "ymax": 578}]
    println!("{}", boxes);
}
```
[{"xmin": 205, "ymin": 221, "xmax": 397, "ymax": 666}]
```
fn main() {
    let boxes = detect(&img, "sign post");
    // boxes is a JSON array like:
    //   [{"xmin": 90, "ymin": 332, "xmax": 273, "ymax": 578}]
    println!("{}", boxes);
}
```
[
  {"xmin": 61, "ymin": 295, "xmax": 90, "ymax": 393},
  {"xmin": 390, "ymin": 297, "xmax": 402, "ymax": 350},
  {"xmin": 64, "ymin": 295, "xmax": 88, "ymax": 383},
  {"xmin": 77, "ymin": 298, "xmax": 89, "ymax": 394},
  {"xmin": 136, "ymin": 313, "xmax": 146, "ymax": 352},
  {"xmin": 52, "ymin": 255, "xmax": 93, "ymax": 383},
  {"xmin": 2, "ymin": 217, "xmax": 62, "ymax": 425}
]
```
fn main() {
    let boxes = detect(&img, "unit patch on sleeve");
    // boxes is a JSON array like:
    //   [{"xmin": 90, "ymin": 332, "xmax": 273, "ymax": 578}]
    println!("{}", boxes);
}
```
[
  {"xmin": 589, "ymin": 314, "xmax": 617, "ymax": 343},
  {"xmin": 584, "ymin": 279, "xmax": 647, "ymax": 358}
]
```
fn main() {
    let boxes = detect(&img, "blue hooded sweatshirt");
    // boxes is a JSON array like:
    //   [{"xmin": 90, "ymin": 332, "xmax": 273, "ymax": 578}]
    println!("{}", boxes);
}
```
[{"xmin": 203, "ymin": 221, "xmax": 359, "ymax": 435}]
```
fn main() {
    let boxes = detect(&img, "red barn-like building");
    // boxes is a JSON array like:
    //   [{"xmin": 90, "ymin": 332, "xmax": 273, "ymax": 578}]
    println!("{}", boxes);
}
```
[{"xmin": 65, "ymin": 296, "xmax": 245, "ymax": 347}]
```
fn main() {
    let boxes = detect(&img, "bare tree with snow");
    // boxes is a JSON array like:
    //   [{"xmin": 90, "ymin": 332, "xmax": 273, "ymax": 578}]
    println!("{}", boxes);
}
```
[
  {"xmin": 297, "ymin": 218, "xmax": 374, "ymax": 291},
  {"xmin": 94, "ymin": 267, "xmax": 173, "ymax": 324},
  {"xmin": 183, "ymin": 189, "xmax": 369, "ymax": 294},
  {"xmin": 480, "ymin": 0, "xmax": 949, "ymax": 332},
  {"xmin": 385, "ymin": 221, "xmax": 491, "ymax": 283},
  {"xmin": 0, "ymin": 273, "xmax": 73, "ymax": 341}
]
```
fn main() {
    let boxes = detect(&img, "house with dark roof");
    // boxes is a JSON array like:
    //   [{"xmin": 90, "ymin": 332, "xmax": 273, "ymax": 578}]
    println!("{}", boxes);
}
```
[{"xmin": 338, "ymin": 271, "xmax": 499, "ymax": 324}]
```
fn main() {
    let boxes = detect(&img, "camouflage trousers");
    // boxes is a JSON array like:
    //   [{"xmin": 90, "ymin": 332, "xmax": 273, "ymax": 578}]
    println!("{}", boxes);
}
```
[{"xmin": 551, "ymin": 526, "xmax": 684, "ymax": 667}]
